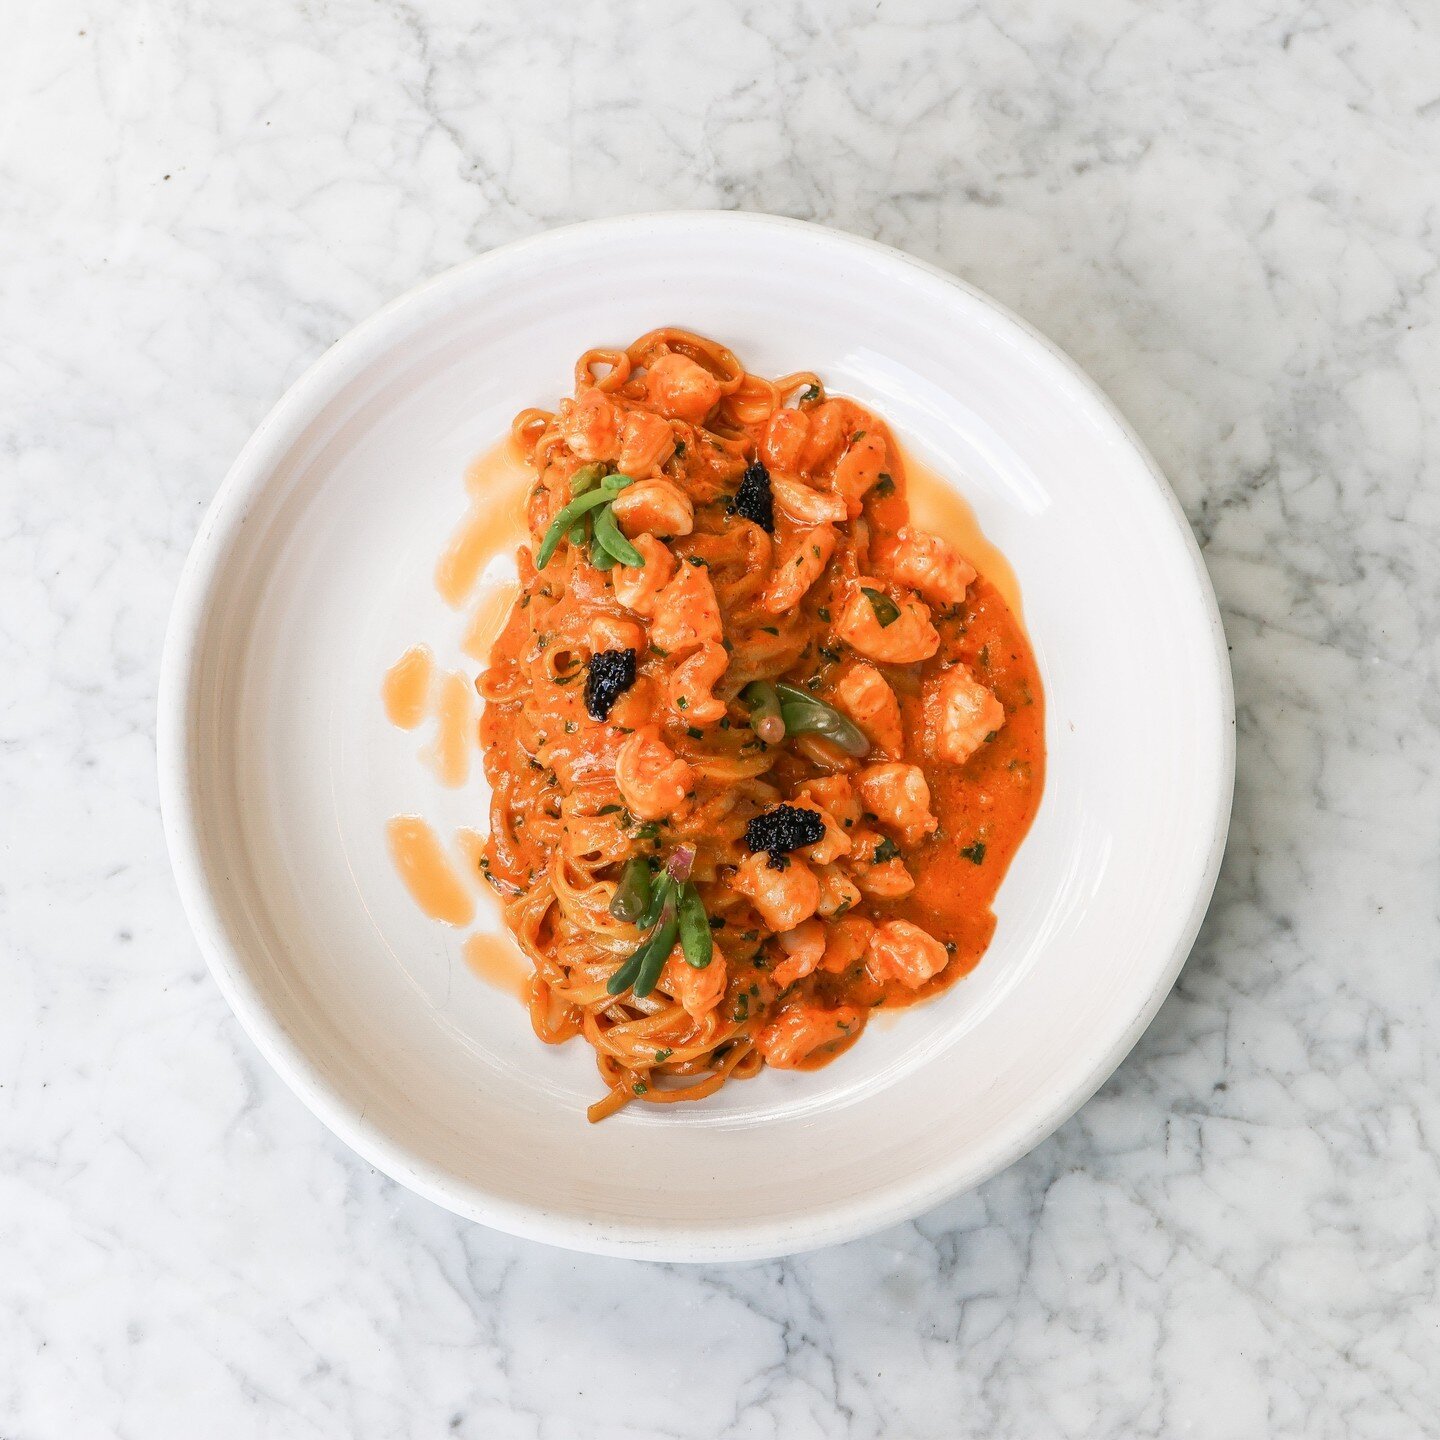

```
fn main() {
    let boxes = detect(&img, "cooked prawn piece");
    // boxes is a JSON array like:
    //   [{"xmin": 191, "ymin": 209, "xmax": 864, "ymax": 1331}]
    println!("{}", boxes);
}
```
[
  {"xmin": 761, "ymin": 525, "xmax": 837, "ymax": 614},
  {"xmin": 797, "ymin": 774, "xmax": 862, "ymax": 830},
  {"xmin": 789, "ymin": 797, "xmax": 852, "ymax": 863},
  {"xmin": 770, "ymin": 918, "xmax": 826, "ymax": 988},
  {"xmin": 587, "ymin": 613, "xmax": 645, "ymax": 656},
  {"xmin": 856, "ymin": 763, "xmax": 938, "ymax": 847},
  {"xmin": 771, "ymin": 472, "xmax": 849, "ymax": 526},
  {"xmin": 833, "ymin": 663, "xmax": 904, "ymax": 759},
  {"xmin": 756, "ymin": 1002, "xmax": 864, "ymax": 1068},
  {"xmin": 660, "ymin": 950, "xmax": 728, "ymax": 1021},
  {"xmin": 760, "ymin": 408, "xmax": 809, "ymax": 472},
  {"xmin": 555, "ymin": 389, "xmax": 619, "ymax": 463},
  {"xmin": 830, "ymin": 432, "xmax": 887, "ymax": 516},
  {"xmin": 729, "ymin": 851, "xmax": 820, "ymax": 931},
  {"xmin": 650, "ymin": 562, "xmax": 723, "ymax": 653},
  {"xmin": 606, "ymin": 673, "xmax": 658, "ymax": 731},
  {"xmin": 643, "ymin": 352, "xmax": 722, "ymax": 424},
  {"xmin": 866, "ymin": 919, "xmax": 949, "ymax": 990},
  {"xmin": 615, "ymin": 408, "xmax": 676, "ymax": 477},
  {"xmin": 612, "ymin": 533, "xmax": 676, "ymax": 617},
  {"xmin": 813, "ymin": 862, "xmax": 862, "ymax": 918},
  {"xmin": 610, "ymin": 478, "xmax": 694, "ymax": 539},
  {"xmin": 847, "ymin": 827, "xmax": 916, "ymax": 898},
  {"xmin": 820, "ymin": 913, "xmax": 874, "ymax": 972},
  {"xmin": 666, "ymin": 641, "xmax": 728, "ymax": 724},
  {"xmin": 615, "ymin": 726, "xmax": 694, "ymax": 821},
  {"xmin": 834, "ymin": 580, "xmax": 940, "ymax": 664},
  {"xmin": 925, "ymin": 664, "xmax": 1005, "ymax": 765},
  {"xmin": 884, "ymin": 527, "xmax": 977, "ymax": 606},
  {"xmin": 798, "ymin": 401, "xmax": 846, "ymax": 472}
]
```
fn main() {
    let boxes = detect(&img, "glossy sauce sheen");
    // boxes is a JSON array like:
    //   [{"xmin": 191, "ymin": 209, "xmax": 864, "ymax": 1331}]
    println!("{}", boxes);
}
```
[
  {"xmin": 434, "ymin": 442, "xmax": 531, "ymax": 608},
  {"xmin": 383, "ymin": 442, "xmax": 533, "ymax": 989},
  {"xmin": 462, "ymin": 932, "xmax": 531, "ymax": 999},
  {"xmin": 423, "ymin": 669, "xmax": 475, "ymax": 788},
  {"xmin": 381, "ymin": 644, "xmax": 434, "ymax": 728},
  {"xmin": 386, "ymin": 816, "xmax": 474, "ymax": 926},
  {"xmin": 833, "ymin": 456, "xmax": 1041, "ymax": 1012}
]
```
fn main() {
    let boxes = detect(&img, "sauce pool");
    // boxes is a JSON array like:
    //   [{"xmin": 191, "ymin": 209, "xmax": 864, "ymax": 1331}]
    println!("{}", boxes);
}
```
[
  {"xmin": 386, "ymin": 816, "xmax": 474, "ymax": 926},
  {"xmin": 434, "ymin": 441, "xmax": 531, "ymax": 608},
  {"xmin": 381, "ymin": 645, "xmax": 434, "ymax": 728},
  {"xmin": 423, "ymin": 670, "xmax": 475, "ymax": 788}
]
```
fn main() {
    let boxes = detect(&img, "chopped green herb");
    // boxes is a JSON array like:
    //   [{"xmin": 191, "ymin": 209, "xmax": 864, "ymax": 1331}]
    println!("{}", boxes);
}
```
[
  {"xmin": 959, "ymin": 841, "xmax": 987, "ymax": 865},
  {"xmin": 654, "ymin": 1048, "xmax": 673, "ymax": 1063},
  {"xmin": 799, "ymin": 384, "xmax": 822, "ymax": 403},
  {"xmin": 816, "ymin": 605, "xmax": 831, "ymax": 623},
  {"xmin": 686, "ymin": 726, "xmax": 703, "ymax": 739},
  {"xmin": 872, "ymin": 836, "xmax": 901, "ymax": 864},
  {"xmin": 873, "ymin": 473, "xmax": 896, "ymax": 497},
  {"xmin": 632, "ymin": 1082, "xmax": 648, "ymax": 1096}
]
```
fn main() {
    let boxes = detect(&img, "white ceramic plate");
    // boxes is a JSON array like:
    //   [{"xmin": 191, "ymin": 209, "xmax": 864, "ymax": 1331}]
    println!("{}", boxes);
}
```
[{"xmin": 159, "ymin": 212, "xmax": 1233, "ymax": 1262}]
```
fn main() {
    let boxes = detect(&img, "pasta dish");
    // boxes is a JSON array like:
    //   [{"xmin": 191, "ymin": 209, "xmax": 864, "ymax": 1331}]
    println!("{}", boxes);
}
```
[{"xmin": 476, "ymin": 330, "xmax": 1044, "ymax": 1121}]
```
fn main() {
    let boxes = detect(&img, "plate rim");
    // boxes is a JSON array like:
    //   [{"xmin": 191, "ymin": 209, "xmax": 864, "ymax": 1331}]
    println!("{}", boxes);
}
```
[{"xmin": 157, "ymin": 209, "xmax": 1236, "ymax": 1262}]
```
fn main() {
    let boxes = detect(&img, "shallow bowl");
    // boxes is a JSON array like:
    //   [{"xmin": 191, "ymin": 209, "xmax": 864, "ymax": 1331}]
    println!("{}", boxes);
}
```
[{"xmin": 159, "ymin": 212, "xmax": 1233, "ymax": 1261}]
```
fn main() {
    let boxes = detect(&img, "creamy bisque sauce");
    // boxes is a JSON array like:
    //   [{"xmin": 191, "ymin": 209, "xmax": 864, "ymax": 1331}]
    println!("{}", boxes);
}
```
[
  {"xmin": 422, "ymin": 669, "xmax": 475, "ymax": 788},
  {"xmin": 381, "ymin": 644, "xmax": 435, "ymax": 728},
  {"xmin": 904, "ymin": 449, "xmax": 1024, "ymax": 619},
  {"xmin": 434, "ymin": 441, "xmax": 531, "ymax": 608},
  {"xmin": 462, "ymin": 932, "xmax": 531, "ymax": 1000},
  {"xmin": 461, "ymin": 580, "xmax": 522, "ymax": 662},
  {"xmin": 386, "ymin": 816, "xmax": 475, "ymax": 926},
  {"xmin": 386, "ymin": 432, "xmax": 1034, "ymax": 999},
  {"xmin": 384, "ymin": 439, "xmax": 533, "ymax": 989}
]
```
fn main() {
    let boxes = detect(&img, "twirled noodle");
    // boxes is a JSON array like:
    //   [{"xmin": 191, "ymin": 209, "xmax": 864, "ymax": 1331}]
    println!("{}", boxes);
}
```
[{"xmin": 476, "ymin": 330, "xmax": 1045, "ymax": 1120}]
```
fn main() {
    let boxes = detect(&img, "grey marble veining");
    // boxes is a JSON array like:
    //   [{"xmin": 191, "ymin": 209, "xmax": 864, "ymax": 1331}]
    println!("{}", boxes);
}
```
[{"xmin": 4, "ymin": 0, "xmax": 1439, "ymax": 1434}]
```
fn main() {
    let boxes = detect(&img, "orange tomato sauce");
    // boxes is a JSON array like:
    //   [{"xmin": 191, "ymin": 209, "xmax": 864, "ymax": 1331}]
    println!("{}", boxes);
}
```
[
  {"xmin": 467, "ymin": 329, "xmax": 1045, "ymax": 1120},
  {"xmin": 381, "ymin": 644, "xmax": 434, "ymax": 728},
  {"xmin": 386, "ymin": 816, "xmax": 475, "ymax": 927}
]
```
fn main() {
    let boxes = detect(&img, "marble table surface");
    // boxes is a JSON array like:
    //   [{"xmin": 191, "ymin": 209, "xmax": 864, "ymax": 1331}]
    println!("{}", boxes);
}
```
[{"xmin": 6, "ymin": 1, "xmax": 1439, "ymax": 1434}]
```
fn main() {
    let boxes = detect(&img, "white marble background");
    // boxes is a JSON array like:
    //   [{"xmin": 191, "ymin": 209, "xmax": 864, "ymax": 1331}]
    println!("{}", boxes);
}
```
[{"xmin": 4, "ymin": 0, "xmax": 1438, "ymax": 1434}]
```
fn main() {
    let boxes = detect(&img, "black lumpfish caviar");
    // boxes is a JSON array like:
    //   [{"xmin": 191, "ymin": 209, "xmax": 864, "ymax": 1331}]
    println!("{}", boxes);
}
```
[
  {"xmin": 584, "ymin": 648, "xmax": 637, "ymax": 721},
  {"xmin": 731, "ymin": 460, "xmax": 774, "ymax": 533},
  {"xmin": 744, "ymin": 804, "xmax": 825, "ymax": 862}
]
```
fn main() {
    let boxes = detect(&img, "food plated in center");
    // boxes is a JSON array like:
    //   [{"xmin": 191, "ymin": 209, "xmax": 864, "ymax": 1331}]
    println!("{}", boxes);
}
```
[{"xmin": 475, "ymin": 329, "xmax": 1045, "ymax": 1121}]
